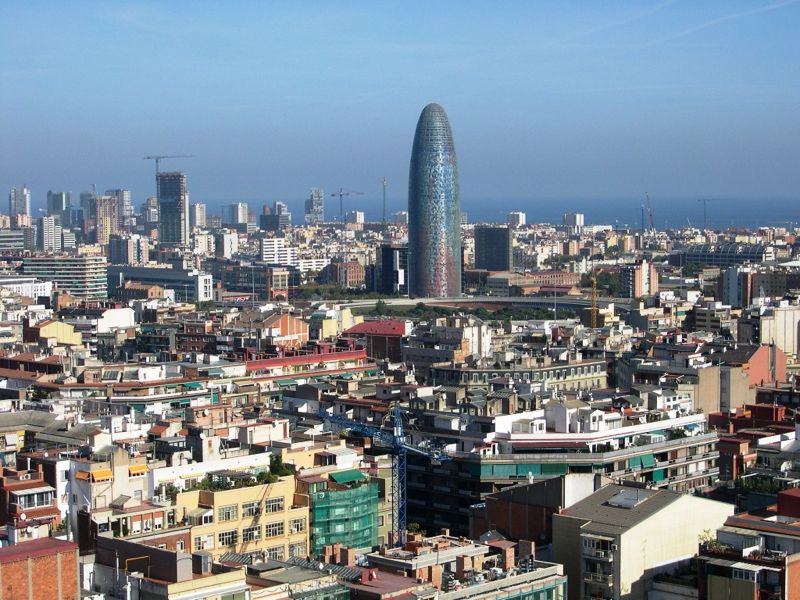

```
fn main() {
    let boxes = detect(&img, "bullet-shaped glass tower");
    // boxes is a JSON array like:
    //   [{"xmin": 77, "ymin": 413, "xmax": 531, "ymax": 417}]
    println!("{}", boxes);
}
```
[{"xmin": 408, "ymin": 103, "xmax": 461, "ymax": 297}]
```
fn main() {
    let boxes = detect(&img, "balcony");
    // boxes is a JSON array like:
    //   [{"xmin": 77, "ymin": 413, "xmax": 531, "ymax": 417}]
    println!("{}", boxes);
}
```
[
  {"xmin": 584, "ymin": 572, "xmax": 613, "ymax": 586},
  {"xmin": 583, "ymin": 548, "xmax": 613, "ymax": 561}
]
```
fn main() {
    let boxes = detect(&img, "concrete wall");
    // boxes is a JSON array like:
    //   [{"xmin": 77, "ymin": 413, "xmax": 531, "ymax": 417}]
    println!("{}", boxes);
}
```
[{"xmin": 621, "ymin": 495, "xmax": 734, "ymax": 599}]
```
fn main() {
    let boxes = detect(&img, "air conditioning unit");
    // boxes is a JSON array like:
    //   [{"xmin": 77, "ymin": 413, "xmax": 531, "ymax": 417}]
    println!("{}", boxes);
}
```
[{"xmin": 611, "ymin": 544, "xmax": 618, "ymax": 551}]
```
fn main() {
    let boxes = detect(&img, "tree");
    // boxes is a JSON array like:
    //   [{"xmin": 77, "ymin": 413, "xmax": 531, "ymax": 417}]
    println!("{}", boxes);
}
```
[
  {"xmin": 374, "ymin": 299, "xmax": 389, "ymax": 315},
  {"xmin": 270, "ymin": 453, "xmax": 293, "ymax": 477}
]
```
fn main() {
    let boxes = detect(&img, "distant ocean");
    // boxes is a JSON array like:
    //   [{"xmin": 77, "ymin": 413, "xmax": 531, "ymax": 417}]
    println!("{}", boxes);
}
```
[{"xmin": 206, "ymin": 196, "xmax": 799, "ymax": 230}]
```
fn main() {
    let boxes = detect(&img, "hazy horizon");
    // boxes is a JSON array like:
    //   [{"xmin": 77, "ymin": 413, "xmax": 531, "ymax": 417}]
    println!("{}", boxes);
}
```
[{"xmin": 2, "ymin": 2, "xmax": 799, "ymax": 210}]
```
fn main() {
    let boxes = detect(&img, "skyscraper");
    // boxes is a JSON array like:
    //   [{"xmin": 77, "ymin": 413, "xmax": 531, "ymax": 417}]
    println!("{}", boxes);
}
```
[
  {"xmin": 228, "ymin": 202, "xmax": 249, "ymax": 225},
  {"xmin": 304, "ymin": 187, "xmax": 324, "ymax": 225},
  {"xmin": 46, "ymin": 191, "xmax": 71, "ymax": 226},
  {"xmin": 95, "ymin": 194, "xmax": 118, "ymax": 245},
  {"xmin": 407, "ymin": 103, "xmax": 461, "ymax": 297},
  {"xmin": 8, "ymin": 185, "xmax": 31, "ymax": 217},
  {"xmin": 190, "ymin": 203, "xmax": 207, "ymax": 229},
  {"xmin": 106, "ymin": 189, "xmax": 132, "ymax": 229},
  {"xmin": 474, "ymin": 225, "xmax": 513, "ymax": 271},
  {"xmin": 157, "ymin": 172, "xmax": 189, "ymax": 247}
]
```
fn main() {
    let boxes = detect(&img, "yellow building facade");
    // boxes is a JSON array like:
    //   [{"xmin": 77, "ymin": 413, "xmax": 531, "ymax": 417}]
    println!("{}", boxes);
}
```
[{"xmin": 175, "ymin": 476, "xmax": 310, "ymax": 562}]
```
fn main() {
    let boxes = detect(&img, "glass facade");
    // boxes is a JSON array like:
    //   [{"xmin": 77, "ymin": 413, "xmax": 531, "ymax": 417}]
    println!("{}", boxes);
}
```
[{"xmin": 408, "ymin": 103, "xmax": 461, "ymax": 298}]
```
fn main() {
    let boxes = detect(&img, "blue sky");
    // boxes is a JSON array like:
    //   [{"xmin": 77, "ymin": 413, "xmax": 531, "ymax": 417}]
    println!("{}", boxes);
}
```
[{"xmin": 1, "ymin": 1, "xmax": 799, "ymax": 218}]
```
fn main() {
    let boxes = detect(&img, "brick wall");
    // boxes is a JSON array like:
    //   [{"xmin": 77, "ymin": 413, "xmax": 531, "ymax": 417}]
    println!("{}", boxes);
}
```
[{"xmin": 0, "ymin": 548, "xmax": 78, "ymax": 600}]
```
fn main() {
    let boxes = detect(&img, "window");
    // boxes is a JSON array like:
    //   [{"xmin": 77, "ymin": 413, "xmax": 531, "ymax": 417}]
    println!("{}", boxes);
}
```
[
  {"xmin": 265, "ymin": 521, "xmax": 285, "ymax": 538},
  {"xmin": 143, "ymin": 519, "xmax": 152, "ymax": 531},
  {"xmin": 61, "ymin": 470, "xmax": 69, "ymax": 482},
  {"xmin": 194, "ymin": 534, "xmax": 214, "ymax": 551},
  {"xmin": 218, "ymin": 504, "xmax": 238, "ymax": 522},
  {"xmin": 157, "ymin": 544, "xmax": 166, "ymax": 549},
  {"xmin": 266, "ymin": 545, "xmax": 285, "ymax": 560},
  {"xmin": 134, "ymin": 490, "xmax": 142, "ymax": 501},
  {"xmin": 218, "ymin": 530, "xmax": 238, "ymax": 547},
  {"xmin": 289, "ymin": 542, "xmax": 307, "ymax": 558},
  {"xmin": 242, "ymin": 501, "xmax": 261, "ymax": 517},
  {"xmin": 378, "ymin": 515, "xmax": 385, "ymax": 527},
  {"xmin": 176, "ymin": 540, "xmax": 184, "ymax": 551},
  {"xmin": 154, "ymin": 516, "xmax": 163, "ymax": 530},
  {"xmin": 243, "ymin": 525, "xmax": 261, "ymax": 542},
  {"xmin": 732, "ymin": 569, "xmax": 756, "ymax": 582},
  {"xmin": 264, "ymin": 498, "xmax": 284, "ymax": 513},
  {"xmin": 290, "ymin": 518, "xmax": 306, "ymax": 534}
]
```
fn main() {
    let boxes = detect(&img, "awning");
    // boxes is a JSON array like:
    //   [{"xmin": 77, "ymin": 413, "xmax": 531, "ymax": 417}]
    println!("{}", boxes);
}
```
[
  {"xmin": 187, "ymin": 507, "xmax": 212, "ymax": 518},
  {"xmin": 91, "ymin": 469, "xmax": 113, "ymax": 482},
  {"xmin": 12, "ymin": 485, "xmax": 54, "ymax": 496},
  {"xmin": 329, "ymin": 469, "xmax": 367, "ymax": 484},
  {"xmin": 75, "ymin": 471, "xmax": 90, "ymax": 480},
  {"xmin": 640, "ymin": 454, "xmax": 656, "ymax": 468},
  {"xmin": 128, "ymin": 464, "xmax": 149, "ymax": 476},
  {"xmin": 276, "ymin": 379, "xmax": 298, "ymax": 387}
]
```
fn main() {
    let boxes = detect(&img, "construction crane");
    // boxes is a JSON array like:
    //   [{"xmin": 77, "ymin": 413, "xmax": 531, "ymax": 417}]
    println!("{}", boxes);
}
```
[
  {"xmin": 381, "ymin": 177, "xmax": 388, "ymax": 236},
  {"xmin": 143, "ymin": 154, "xmax": 196, "ymax": 176},
  {"xmin": 320, "ymin": 403, "xmax": 449, "ymax": 547},
  {"xmin": 645, "ymin": 192, "xmax": 655, "ymax": 233},
  {"xmin": 331, "ymin": 188, "xmax": 364, "ymax": 223},
  {"xmin": 697, "ymin": 198, "xmax": 719, "ymax": 232}
]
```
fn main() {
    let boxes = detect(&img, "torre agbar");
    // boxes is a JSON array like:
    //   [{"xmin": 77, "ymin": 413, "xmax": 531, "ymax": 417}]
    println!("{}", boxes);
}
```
[{"xmin": 407, "ymin": 103, "xmax": 462, "ymax": 298}]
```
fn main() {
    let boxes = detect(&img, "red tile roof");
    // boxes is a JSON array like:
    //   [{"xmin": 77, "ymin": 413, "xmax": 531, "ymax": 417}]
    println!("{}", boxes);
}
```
[
  {"xmin": 0, "ymin": 538, "xmax": 77, "ymax": 564},
  {"xmin": 345, "ymin": 320, "xmax": 408, "ymax": 337}
]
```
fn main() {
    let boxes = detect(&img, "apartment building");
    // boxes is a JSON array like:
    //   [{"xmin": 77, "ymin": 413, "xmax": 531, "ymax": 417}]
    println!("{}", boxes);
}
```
[
  {"xmin": 553, "ymin": 483, "xmax": 734, "ymax": 600},
  {"xmin": 175, "ymin": 475, "xmax": 310, "ymax": 562}
]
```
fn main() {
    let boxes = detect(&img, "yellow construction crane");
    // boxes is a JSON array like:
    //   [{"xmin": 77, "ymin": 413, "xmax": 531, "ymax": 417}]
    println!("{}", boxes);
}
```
[{"xmin": 143, "ymin": 154, "xmax": 196, "ymax": 176}]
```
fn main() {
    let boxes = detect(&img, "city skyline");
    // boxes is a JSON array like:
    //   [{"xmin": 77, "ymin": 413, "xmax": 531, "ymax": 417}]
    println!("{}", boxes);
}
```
[{"xmin": 2, "ymin": 2, "xmax": 800, "ymax": 208}]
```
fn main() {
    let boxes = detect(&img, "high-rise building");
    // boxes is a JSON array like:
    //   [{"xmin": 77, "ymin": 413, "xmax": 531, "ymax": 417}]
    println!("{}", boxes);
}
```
[
  {"xmin": 563, "ymin": 212, "xmax": 585, "ymax": 233},
  {"xmin": 8, "ymin": 185, "xmax": 31, "ymax": 218},
  {"xmin": 46, "ymin": 191, "xmax": 71, "ymax": 226},
  {"xmin": 376, "ymin": 243, "xmax": 409, "ymax": 295},
  {"xmin": 507, "ymin": 211, "xmax": 526, "ymax": 227},
  {"xmin": 105, "ymin": 189, "xmax": 132, "ymax": 229},
  {"xmin": 94, "ymin": 194, "xmax": 118, "ymax": 245},
  {"xmin": 157, "ymin": 172, "xmax": 189, "ymax": 247},
  {"xmin": 345, "ymin": 211, "xmax": 365, "ymax": 225},
  {"xmin": 620, "ymin": 259, "xmax": 659, "ymax": 298},
  {"xmin": 474, "ymin": 225, "xmax": 513, "ymax": 271},
  {"xmin": 190, "ymin": 203, "xmax": 207, "ymax": 229},
  {"xmin": 109, "ymin": 234, "xmax": 149, "ymax": 265},
  {"xmin": 304, "ymin": 187, "xmax": 324, "ymax": 225},
  {"xmin": 260, "ymin": 201, "xmax": 292, "ymax": 231},
  {"xmin": 408, "ymin": 103, "xmax": 461, "ymax": 297},
  {"xmin": 38, "ymin": 216, "xmax": 62, "ymax": 252},
  {"xmin": 261, "ymin": 237, "xmax": 297, "ymax": 265},
  {"xmin": 142, "ymin": 197, "xmax": 159, "ymax": 224},
  {"xmin": 214, "ymin": 231, "xmax": 239, "ymax": 259},
  {"xmin": 228, "ymin": 202, "xmax": 249, "ymax": 225}
]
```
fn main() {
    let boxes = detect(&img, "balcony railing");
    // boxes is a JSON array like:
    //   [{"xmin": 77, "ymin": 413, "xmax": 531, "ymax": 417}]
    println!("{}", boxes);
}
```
[{"xmin": 584, "ymin": 572, "xmax": 613, "ymax": 585}]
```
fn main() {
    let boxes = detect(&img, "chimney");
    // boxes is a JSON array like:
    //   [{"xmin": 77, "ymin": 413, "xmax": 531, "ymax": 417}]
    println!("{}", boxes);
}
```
[
  {"xmin": 501, "ymin": 545, "xmax": 515, "ymax": 570},
  {"xmin": 455, "ymin": 555, "xmax": 472, "ymax": 580},
  {"xmin": 518, "ymin": 540, "xmax": 535, "ymax": 559}
]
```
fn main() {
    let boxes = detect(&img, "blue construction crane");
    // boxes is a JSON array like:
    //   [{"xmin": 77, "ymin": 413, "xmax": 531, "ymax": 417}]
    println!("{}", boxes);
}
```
[{"xmin": 320, "ymin": 403, "xmax": 449, "ymax": 547}]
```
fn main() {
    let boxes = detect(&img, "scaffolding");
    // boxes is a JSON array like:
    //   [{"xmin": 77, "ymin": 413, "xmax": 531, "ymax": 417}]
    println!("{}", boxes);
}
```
[{"xmin": 310, "ymin": 482, "xmax": 378, "ymax": 557}]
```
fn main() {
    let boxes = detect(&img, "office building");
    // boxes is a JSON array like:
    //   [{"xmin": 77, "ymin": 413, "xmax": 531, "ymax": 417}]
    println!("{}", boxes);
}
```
[
  {"xmin": 105, "ymin": 188, "xmax": 132, "ymax": 228},
  {"xmin": 157, "ymin": 172, "xmax": 189, "ymax": 247},
  {"xmin": 260, "ymin": 201, "xmax": 292, "ymax": 231},
  {"xmin": 474, "ymin": 225, "xmax": 513, "ymax": 271},
  {"xmin": 141, "ymin": 196, "xmax": 159, "ymax": 224},
  {"xmin": 46, "ymin": 191, "xmax": 71, "ymax": 226},
  {"xmin": 22, "ymin": 255, "xmax": 108, "ymax": 300},
  {"xmin": 563, "ymin": 212, "xmax": 585, "ymax": 233},
  {"xmin": 228, "ymin": 202, "xmax": 249, "ymax": 225},
  {"xmin": 108, "ymin": 234, "xmax": 149, "ymax": 265},
  {"xmin": 107, "ymin": 265, "xmax": 212, "ymax": 303},
  {"xmin": 408, "ymin": 103, "xmax": 461, "ymax": 297},
  {"xmin": 304, "ymin": 187, "xmax": 325, "ymax": 225},
  {"xmin": 8, "ymin": 185, "xmax": 31, "ymax": 219},
  {"xmin": 0, "ymin": 230, "xmax": 25, "ymax": 251},
  {"xmin": 61, "ymin": 229, "xmax": 76, "ymax": 250},
  {"xmin": 507, "ymin": 211, "xmax": 526, "ymax": 227},
  {"xmin": 345, "ymin": 210, "xmax": 364, "ymax": 225},
  {"xmin": 190, "ymin": 202, "xmax": 206, "ymax": 229},
  {"xmin": 214, "ymin": 231, "xmax": 239, "ymax": 259},
  {"xmin": 94, "ymin": 194, "xmax": 118, "ymax": 245},
  {"xmin": 376, "ymin": 244, "xmax": 409, "ymax": 295},
  {"xmin": 38, "ymin": 216, "xmax": 62, "ymax": 252},
  {"xmin": 261, "ymin": 237, "xmax": 297, "ymax": 266}
]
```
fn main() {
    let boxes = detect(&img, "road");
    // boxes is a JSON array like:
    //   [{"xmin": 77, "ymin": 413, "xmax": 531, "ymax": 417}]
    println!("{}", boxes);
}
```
[{"xmin": 340, "ymin": 295, "xmax": 632, "ymax": 314}]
